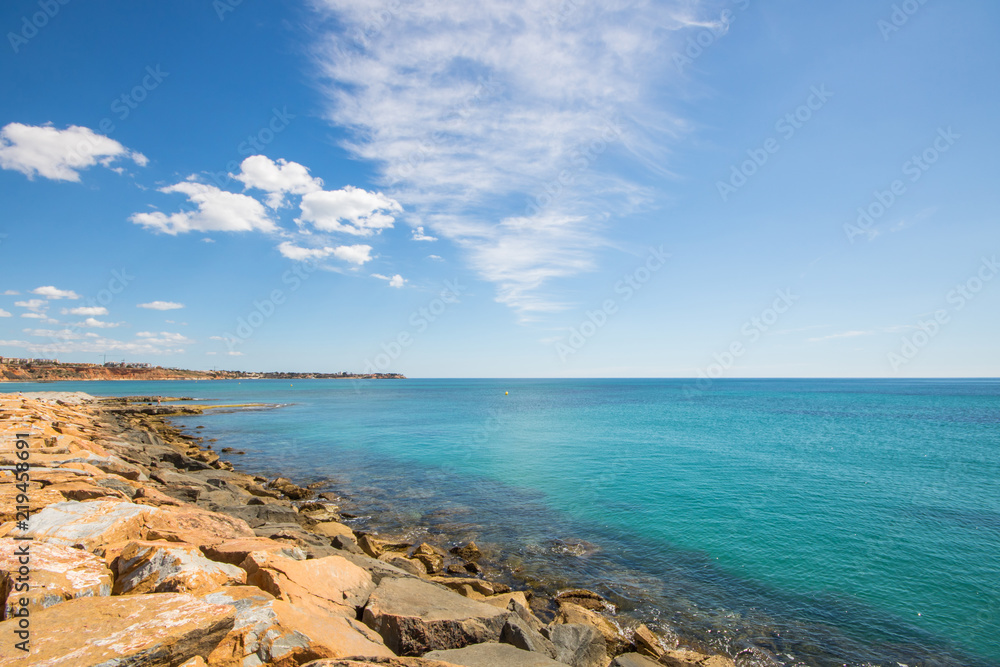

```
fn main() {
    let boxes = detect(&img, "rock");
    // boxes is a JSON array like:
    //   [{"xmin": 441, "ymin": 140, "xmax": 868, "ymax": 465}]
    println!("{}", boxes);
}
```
[
  {"xmin": 180, "ymin": 657, "xmax": 209, "ymax": 667},
  {"xmin": 204, "ymin": 586, "xmax": 393, "ymax": 667},
  {"xmin": 199, "ymin": 538, "xmax": 306, "ymax": 565},
  {"xmin": 555, "ymin": 602, "xmax": 628, "ymax": 655},
  {"xmin": 555, "ymin": 590, "xmax": 610, "ymax": 612},
  {"xmin": 549, "ymin": 623, "xmax": 609, "ymax": 667},
  {"xmin": 269, "ymin": 477, "xmax": 314, "ymax": 500},
  {"xmin": 312, "ymin": 521, "xmax": 356, "ymax": 541},
  {"xmin": 502, "ymin": 615, "xmax": 560, "ymax": 659},
  {"xmin": 658, "ymin": 649, "xmax": 736, "ymax": 667},
  {"xmin": 337, "ymin": 552, "xmax": 422, "ymax": 584},
  {"xmin": 485, "ymin": 592, "xmax": 544, "ymax": 632},
  {"xmin": 632, "ymin": 624, "xmax": 664, "ymax": 659},
  {"xmin": 361, "ymin": 576, "xmax": 509, "ymax": 655},
  {"xmin": 0, "ymin": 539, "xmax": 112, "ymax": 619},
  {"xmin": 357, "ymin": 533, "xmax": 411, "ymax": 559},
  {"xmin": 301, "ymin": 658, "xmax": 461, "ymax": 667},
  {"xmin": 449, "ymin": 542, "xmax": 482, "ymax": 563},
  {"xmin": 430, "ymin": 576, "xmax": 499, "ymax": 600},
  {"xmin": 610, "ymin": 654, "xmax": 660, "ymax": 667},
  {"xmin": 240, "ymin": 551, "xmax": 375, "ymax": 618},
  {"xmin": 0, "ymin": 593, "xmax": 234, "ymax": 665},
  {"xmin": 144, "ymin": 504, "xmax": 256, "ymax": 545},
  {"xmin": 379, "ymin": 553, "xmax": 427, "ymax": 576},
  {"xmin": 113, "ymin": 540, "xmax": 246, "ymax": 595},
  {"xmin": 225, "ymin": 503, "xmax": 303, "ymax": 528},
  {"xmin": 425, "ymin": 643, "xmax": 570, "ymax": 666},
  {"xmin": 12, "ymin": 500, "xmax": 160, "ymax": 552},
  {"xmin": 414, "ymin": 552, "xmax": 445, "ymax": 574},
  {"xmin": 331, "ymin": 534, "xmax": 365, "ymax": 555}
]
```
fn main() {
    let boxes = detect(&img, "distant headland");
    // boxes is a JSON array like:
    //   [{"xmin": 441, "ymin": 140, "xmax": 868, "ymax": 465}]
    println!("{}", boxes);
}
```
[{"xmin": 0, "ymin": 357, "xmax": 405, "ymax": 382}]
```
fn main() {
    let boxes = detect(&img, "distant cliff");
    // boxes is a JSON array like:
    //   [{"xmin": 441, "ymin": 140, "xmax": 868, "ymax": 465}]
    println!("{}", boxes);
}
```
[{"xmin": 0, "ymin": 362, "xmax": 405, "ymax": 382}]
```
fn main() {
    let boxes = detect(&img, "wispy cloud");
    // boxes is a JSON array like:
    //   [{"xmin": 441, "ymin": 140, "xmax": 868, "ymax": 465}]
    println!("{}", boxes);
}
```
[
  {"xmin": 311, "ymin": 0, "xmax": 710, "ymax": 315},
  {"xmin": 809, "ymin": 326, "xmax": 915, "ymax": 342},
  {"xmin": 138, "ymin": 301, "xmax": 184, "ymax": 311}
]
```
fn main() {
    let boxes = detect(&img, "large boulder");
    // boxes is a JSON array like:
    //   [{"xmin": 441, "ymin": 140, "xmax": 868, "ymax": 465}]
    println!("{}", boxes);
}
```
[
  {"xmin": 12, "ymin": 500, "xmax": 161, "ymax": 552},
  {"xmin": 0, "ymin": 539, "xmax": 112, "ymax": 619},
  {"xmin": 549, "ymin": 624, "xmax": 609, "ymax": 667},
  {"xmin": 555, "ymin": 602, "xmax": 629, "ymax": 655},
  {"xmin": 501, "ymin": 615, "xmax": 559, "ymax": 659},
  {"xmin": 200, "ymin": 538, "xmax": 306, "ymax": 565},
  {"xmin": 113, "ymin": 540, "xmax": 246, "ymax": 595},
  {"xmin": 144, "ymin": 504, "xmax": 256, "ymax": 545},
  {"xmin": 240, "ymin": 551, "xmax": 375, "ymax": 618},
  {"xmin": 0, "ymin": 593, "xmax": 234, "ymax": 664},
  {"xmin": 362, "ymin": 576, "xmax": 509, "ymax": 655},
  {"xmin": 204, "ymin": 586, "xmax": 393, "ymax": 667},
  {"xmin": 425, "ymin": 643, "xmax": 570, "ymax": 666},
  {"xmin": 610, "ymin": 655, "xmax": 660, "ymax": 667}
]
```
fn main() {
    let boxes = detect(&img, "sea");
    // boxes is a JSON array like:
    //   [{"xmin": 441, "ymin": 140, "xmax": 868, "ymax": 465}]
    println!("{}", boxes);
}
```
[{"xmin": 5, "ymin": 378, "xmax": 998, "ymax": 666}]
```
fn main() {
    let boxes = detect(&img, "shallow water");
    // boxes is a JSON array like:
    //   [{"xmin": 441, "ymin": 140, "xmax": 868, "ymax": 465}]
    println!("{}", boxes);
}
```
[{"xmin": 7, "ymin": 378, "xmax": 999, "ymax": 666}]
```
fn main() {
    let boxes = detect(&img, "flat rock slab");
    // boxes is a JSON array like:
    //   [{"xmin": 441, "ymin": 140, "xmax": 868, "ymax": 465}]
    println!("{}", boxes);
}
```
[
  {"xmin": 113, "ymin": 540, "xmax": 246, "ymax": 595},
  {"xmin": 0, "ymin": 592, "xmax": 234, "ymax": 664},
  {"xmin": 425, "ymin": 643, "xmax": 571, "ymax": 666},
  {"xmin": 13, "ymin": 500, "xmax": 162, "ymax": 552},
  {"xmin": 204, "ymin": 586, "xmax": 393, "ymax": 666},
  {"xmin": 0, "ymin": 539, "xmax": 112, "ymax": 619},
  {"xmin": 610, "ymin": 655, "xmax": 661, "ymax": 667},
  {"xmin": 241, "ymin": 551, "xmax": 375, "ymax": 619},
  {"xmin": 362, "ymin": 577, "xmax": 509, "ymax": 655}
]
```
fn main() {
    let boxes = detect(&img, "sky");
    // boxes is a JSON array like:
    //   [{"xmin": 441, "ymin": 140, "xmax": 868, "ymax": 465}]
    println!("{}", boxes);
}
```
[{"xmin": 0, "ymin": 0, "xmax": 997, "ymax": 378}]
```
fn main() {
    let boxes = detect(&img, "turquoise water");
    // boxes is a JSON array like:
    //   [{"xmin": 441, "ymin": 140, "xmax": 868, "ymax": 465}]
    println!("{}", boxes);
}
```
[{"xmin": 6, "ymin": 378, "xmax": 999, "ymax": 666}]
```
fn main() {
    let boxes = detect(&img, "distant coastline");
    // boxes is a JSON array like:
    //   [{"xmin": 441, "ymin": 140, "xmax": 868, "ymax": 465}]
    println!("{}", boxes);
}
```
[{"xmin": 0, "ymin": 358, "xmax": 405, "ymax": 382}]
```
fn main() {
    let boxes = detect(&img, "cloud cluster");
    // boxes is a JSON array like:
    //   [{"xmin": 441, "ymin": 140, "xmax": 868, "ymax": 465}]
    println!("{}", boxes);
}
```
[
  {"xmin": 233, "ymin": 155, "xmax": 323, "ymax": 209},
  {"xmin": 312, "ymin": 0, "xmax": 707, "ymax": 313},
  {"xmin": 130, "ymin": 181, "xmax": 277, "ymax": 235},
  {"xmin": 0, "ymin": 123, "xmax": 146, "ymax": 182},
  {"xmin": 297, "ymin": 186, "xmax": 402, "ymax": 236}
]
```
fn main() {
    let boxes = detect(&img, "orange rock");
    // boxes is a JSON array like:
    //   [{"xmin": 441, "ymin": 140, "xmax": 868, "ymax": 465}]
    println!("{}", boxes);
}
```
[
  {"xmin": 240, "ymin": 551, "xmax": 375, "ymax": 619},
  {"xmin": 45, "ymin": 480, "xmax": 126, "ymax": 502},
  {"xmin": 145, "ymin": 504, "xmax": 256, "ymax": 545},
  {"xmin": 554, "ymin": 601, "xmax": 630, "ymax": 655},
  {"xmin": 12, "ymin": 500, "xmax": 161, "ymax": 552},
  {"xmin": 0, "ymin": 539, "xmax": 112, "ymax": 619},
  {"xmin": 113, "ymin": 540, "xmax": 246, "ymax": 595},
  {"xmin": 199, "ymin": 538, "xmax": 307, "ymax": 566},
  {"xmin": 311, "ymin": 521, "xmax": 356, "ymax": 541},
  {"xmin": 0, "ymin": 593, "xmax": 235, "ymax": 664},
  {"xmin": 204, "ymin": 586, "xmax": 393, "ymax": 667}
]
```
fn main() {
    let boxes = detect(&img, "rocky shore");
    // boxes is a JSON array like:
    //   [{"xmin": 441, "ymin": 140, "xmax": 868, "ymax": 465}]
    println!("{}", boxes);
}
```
[{"xmin": 0, "ymin": 392, "xmax": 735, "ymax": 667}]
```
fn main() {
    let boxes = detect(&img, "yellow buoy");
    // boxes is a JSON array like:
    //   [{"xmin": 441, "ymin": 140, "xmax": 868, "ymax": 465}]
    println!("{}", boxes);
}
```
[{"xmin": 505, "ymin": 391, "xmax": 508, "ymax": 395}]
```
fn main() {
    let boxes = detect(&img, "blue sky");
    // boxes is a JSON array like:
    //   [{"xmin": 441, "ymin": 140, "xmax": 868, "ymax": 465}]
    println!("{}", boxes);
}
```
[{"xmin": 0, "ymin": 0, "xmax": 997, "ymax": 377}]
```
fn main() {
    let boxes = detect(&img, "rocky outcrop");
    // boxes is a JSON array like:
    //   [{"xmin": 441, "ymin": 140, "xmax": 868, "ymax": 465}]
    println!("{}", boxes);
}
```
[
  {"xmin": 424, "ymin": 643, "xmax": 570, "ymax": 666},
  {"xmin": 0, "ymin": 539, "xmax": 112, "ymax": 618},
  {"xmin": 0, "ymin": 593, "xmax": 235, "ymax": 664},
  {"xmin": 240, "ymin": 551, "xmax": 376, "ymax": 618},
  {"xmin": 113, "ymin": 540, "xmax": 246, "ymax": 595},
  {"xmin": 361, "ymin": 577, "xmax": 509, "ymax": 655},
  {"xmin": 549, "ymin": 624, "xmax": 609, "ymax": 667}
]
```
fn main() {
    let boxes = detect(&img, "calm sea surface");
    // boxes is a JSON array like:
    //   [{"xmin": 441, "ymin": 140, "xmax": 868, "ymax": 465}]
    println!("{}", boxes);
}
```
[{"xmin": 6, "ymin": 378, "xmax": 999, "ymax": 666}]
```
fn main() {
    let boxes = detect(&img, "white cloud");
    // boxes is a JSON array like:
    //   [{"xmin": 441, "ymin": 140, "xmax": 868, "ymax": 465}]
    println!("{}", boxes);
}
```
[
  {"xmin": 79, "ymin": 318, "xmax": 122, "ymax": 329},
  {"xmin": 0, "ymin": 122, "xmax": 146, "ymax": 182},
  {"xmin": 20, "ymin": 313, "xmax": 46, "ymax": 319},
  {"xmin": 2, "ymin": 290, "xmax": 19, "ymax": 295},
  {"xmin": 14, "ymin": 299, "xmax": 47, "ymax": 313},
  {"xmin": 312, "ymin": 0, "xmax": 706, "ymax": 314},
  {"xmin": 32, "ymin": 286, "xmax": 79, "ymax": 300},
  {"xmin": 233, "ymin": 155, "xmax": 323, "ymax": 209},
  {"xmin": 297, "ymin": 187, "xmax": 401, "ymax": 236},
  {"xmin": 277, "ymin": 241, "xmax": 373, "ymax": 265},
  {"xmin": 5, "ymin": 328, "xmax": 191, "ymax": 357},
  {"xmin": 131, "ymin": 181, "xmax": 275, "ymax": 235},
  {"xmin": 137, "ymin": 301, "xmax": 184, "ymax": 311},
  {"xmin": 372, "ymin": 273, "xmax": 407, "ymax": 288},
  {"xmin": 64, "ymin": 306, "xmax": 108, "ymax": 316},
  {"xmin": 412, "ymin": 226, "xmax": 437, "ymax": 242},
  {"xmin": 0, "ymin": 309, "xmax": 10, "ymax": 318},
  {"xmin": 427, "ymin": 254, "xmax": 444, "ymax": 261}
]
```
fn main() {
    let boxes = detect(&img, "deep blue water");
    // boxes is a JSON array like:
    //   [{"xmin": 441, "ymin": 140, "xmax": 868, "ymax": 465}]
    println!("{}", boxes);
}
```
[{"xmin": 6, "ymin": 378, "xmax": 999, "ymax": 666}]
